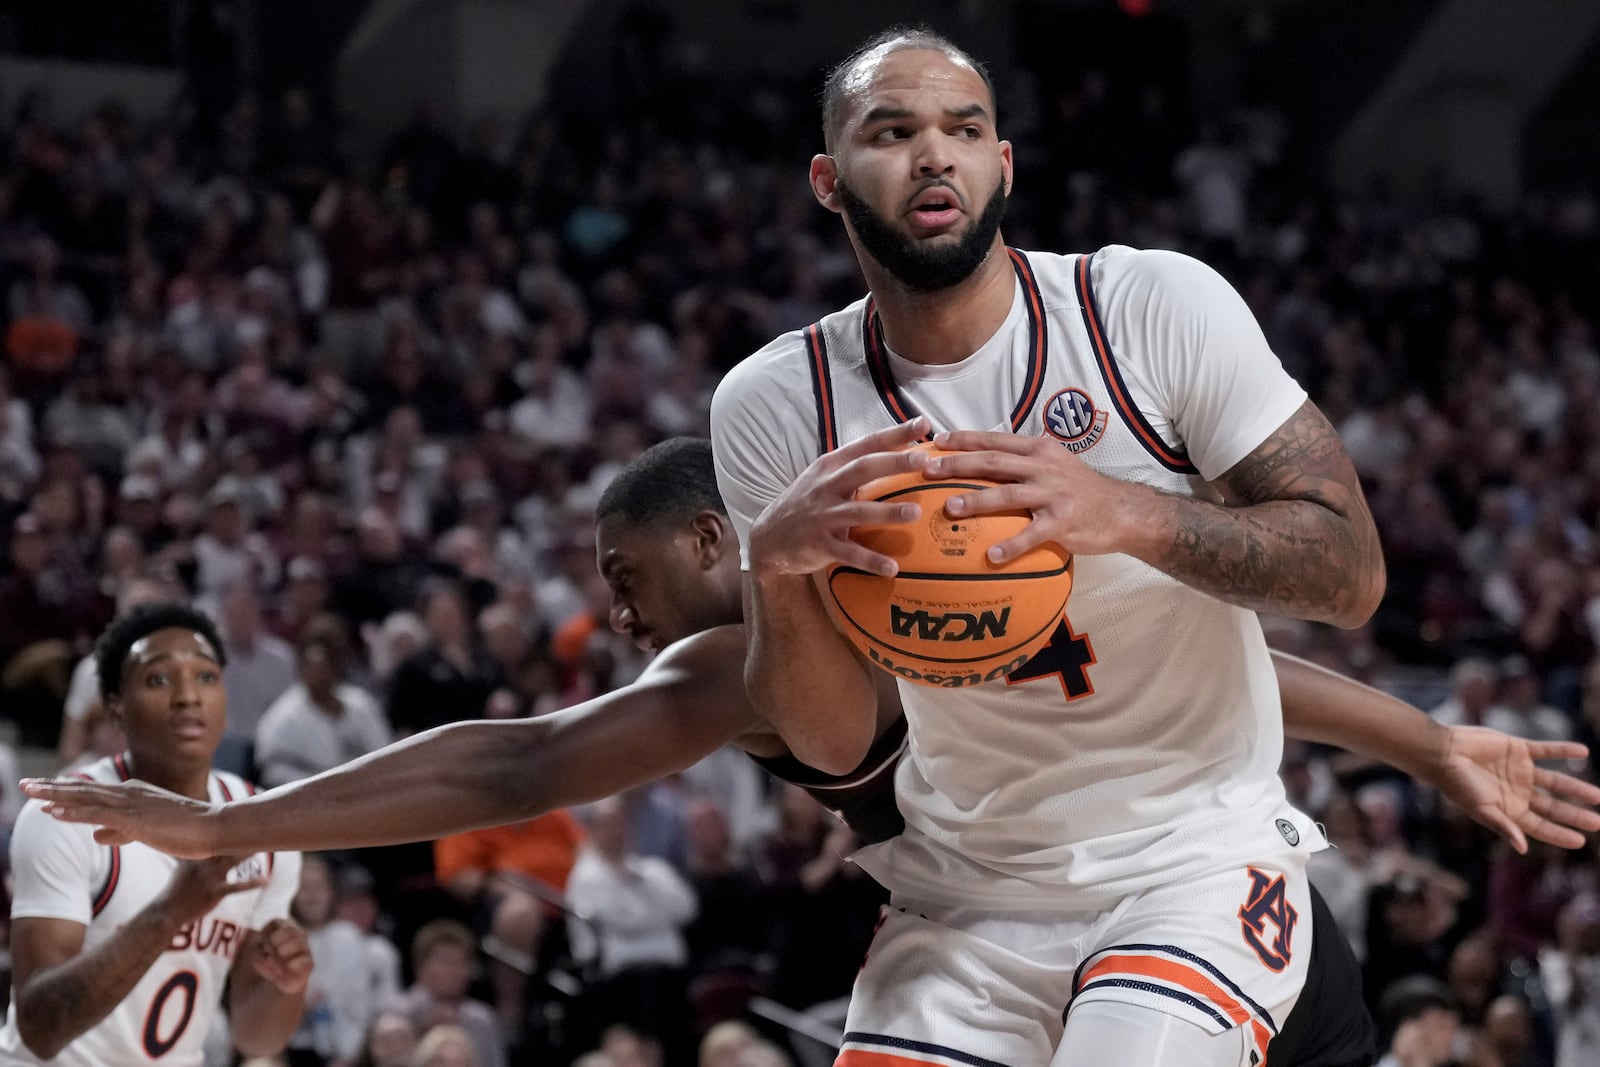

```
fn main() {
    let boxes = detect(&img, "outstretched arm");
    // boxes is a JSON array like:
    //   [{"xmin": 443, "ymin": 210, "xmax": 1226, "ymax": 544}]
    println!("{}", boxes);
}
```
[
  {"xmin": 24, "ymin": 627, "xmax": 760, "ymax": 858},
  {"xmin": 1272, "ymin": 650, "xmax": 1600, "ymax": 852}
]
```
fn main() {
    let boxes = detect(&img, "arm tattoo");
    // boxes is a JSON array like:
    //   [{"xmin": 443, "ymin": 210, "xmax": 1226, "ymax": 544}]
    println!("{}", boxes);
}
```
[{"xmin": 1152, "ymin": 401, "xmax": 1385, "ymax": 625}]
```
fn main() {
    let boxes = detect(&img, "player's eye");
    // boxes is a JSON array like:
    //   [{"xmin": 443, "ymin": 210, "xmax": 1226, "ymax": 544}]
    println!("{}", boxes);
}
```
[
  {"xmin": 958, "ymin": 125, "xmax": 981, "ymax": 138},
  {"xmin": 875, "ymin": 127, "xmax": 909, "ymax": 142},
  {"xmin": 145, "ymin": 672, "xmax": 168, "ymax": 687},
  {"xmin": 197, "ymin": 670, "xmax": 220, "ymax": 685}
]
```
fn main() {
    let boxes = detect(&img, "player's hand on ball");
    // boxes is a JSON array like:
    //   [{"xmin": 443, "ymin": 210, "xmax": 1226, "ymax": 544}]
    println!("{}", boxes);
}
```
[
  {"xmin": 926, "ymin": 430, "xmax": 1140, "ymax": 561},
  {"xmin": 22, "ymin": 776, "xmax": 221, "ymax": 858},
  {"xmin": 249, "ymin": 918, "xmax": 314, "ymax": 995},
  {"xmin": 749, "ymin": 417, "xmax": 932, "ymax": 578}
]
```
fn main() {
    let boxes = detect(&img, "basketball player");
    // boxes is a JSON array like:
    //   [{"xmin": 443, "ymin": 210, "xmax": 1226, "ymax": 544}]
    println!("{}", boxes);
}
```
[
  {"xmin": 22, "ymin": 442, "xmax": 1600, "ymax": 1066},
  {"xmin": 707, "ymin": 27, "xmax": 1393, "ymax": 1067},
  {"xmin": 1, "ymin": 602, "xmax": 308, "ymax": 1066}
]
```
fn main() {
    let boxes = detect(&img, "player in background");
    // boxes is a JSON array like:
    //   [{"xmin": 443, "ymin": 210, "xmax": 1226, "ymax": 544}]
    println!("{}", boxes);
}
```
[{"xmin": 1, "ymin": 602, "xmax": 308, "ymax": 1066}]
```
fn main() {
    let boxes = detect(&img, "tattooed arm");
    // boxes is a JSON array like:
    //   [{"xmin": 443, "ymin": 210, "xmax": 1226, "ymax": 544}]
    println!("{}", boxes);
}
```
[
  {"xmin": 931, "ymin": 399, "xmax": 1385, "ymax": 628},
  {"xmin": 1144, "ymin": 399, "xmax": 1385, "ymax": 626}
]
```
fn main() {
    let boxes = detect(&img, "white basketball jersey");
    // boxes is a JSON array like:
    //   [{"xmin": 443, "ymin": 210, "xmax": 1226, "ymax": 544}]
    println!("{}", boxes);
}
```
[
  {"xmin": 0, "ymin": 755, "xmax": 301, "ymax": 1066},
  {"xmin": 712, "ymin": 244, "xmax": 1328, "ymax": 909}
]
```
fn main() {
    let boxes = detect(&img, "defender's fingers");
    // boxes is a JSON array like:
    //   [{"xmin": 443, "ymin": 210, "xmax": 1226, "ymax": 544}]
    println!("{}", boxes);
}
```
[
  {"xmin": 1525, "ymin": 741, "xmax": 1589, "ymax": 762},
  {"xmin": 1534, "ymin": 768, "xmax": 1600, "ymax": 808},
  {"xmin": 1531, "ymin": 792, "xmax": 1600, "ymax": 833},
  {"xmin": 1476, "ymin": 808, "xmax": 1527, "ymax": 854},
  {"xmin": 1519, "ymin": 813, "xmax": 1585, "ymax": 850}
]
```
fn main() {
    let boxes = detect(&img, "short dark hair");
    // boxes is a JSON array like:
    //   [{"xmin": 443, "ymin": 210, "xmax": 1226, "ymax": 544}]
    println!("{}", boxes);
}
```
[
  {"xmin": 596, "ymin": 437, "xmax": 725, "ymax": 529},
  {"xmin": 95, "ymin": 601, "xmax": 227, "ymax": 703},
  {"xmin": 821, "ymin": 26, "xmax": 996, "ymax": 151},
  {"xmin": 1378, "ymin": 975, "xmax": 1457, "ymax": 1044}
]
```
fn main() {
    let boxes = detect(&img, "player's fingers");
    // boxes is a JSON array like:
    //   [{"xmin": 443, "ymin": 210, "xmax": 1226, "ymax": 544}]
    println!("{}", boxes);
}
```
[
  {"xmin": 945, "ymin": 484, "xmax": 1030, "ymax": 517},
  {"xmin": 921, "ymin": 449, "xmax": 1035, "ymax": 482},
  {"xmin": 830, "ymin": 417, "xmax": 930, "ymax": 463},
  {"xmin": 834, "ymin": 500, "xmax": 920, "ymax": 527},
  {"xmin": 1535, "ymin": 768, "xmax": 1600, "ymax": 808},
  {"xmin": 831, "ymin": 537, "xmax": 902, "ymax": 577},
  {"xmin": 983, "ymin": 526, "xmax": 1051, "ymax": 565},
  {"xmin": 835, "ymin": 445, "xmax": 930, "ymax": 491},
  {"xmin": 933, "ymin": 430, "xmax": 1040, "ymax": 455}
]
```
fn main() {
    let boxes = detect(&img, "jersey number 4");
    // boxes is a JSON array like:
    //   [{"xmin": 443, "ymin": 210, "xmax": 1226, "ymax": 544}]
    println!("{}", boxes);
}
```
[
  {"xmin": 1005, "ymin": 617, "xmax": 1096, "ymax": 699},
  {"xmin": 144, "ymin": 970, "xmax": 199, "ymax": 1058}
]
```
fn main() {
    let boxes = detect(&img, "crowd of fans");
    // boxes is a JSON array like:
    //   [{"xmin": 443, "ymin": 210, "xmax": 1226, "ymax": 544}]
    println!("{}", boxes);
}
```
[{"xmin": 0, "ymin": 19, "xmax": 1597, "ymax": 1067}]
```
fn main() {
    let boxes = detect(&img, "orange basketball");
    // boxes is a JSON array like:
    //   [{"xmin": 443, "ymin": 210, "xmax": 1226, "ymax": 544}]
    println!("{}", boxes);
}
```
[{"xmin": 821, "ymin": 443, "xmax": 1073, "ymax": 688}]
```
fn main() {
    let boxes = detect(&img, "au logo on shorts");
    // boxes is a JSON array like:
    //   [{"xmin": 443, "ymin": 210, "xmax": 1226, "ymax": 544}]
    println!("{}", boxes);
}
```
[{"xmin": 1042, "ymin": 387, "xmax": 1108, "ymax": 453}]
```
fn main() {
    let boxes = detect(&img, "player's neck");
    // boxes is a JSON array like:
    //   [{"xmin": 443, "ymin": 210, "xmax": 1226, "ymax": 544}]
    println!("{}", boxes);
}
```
[
  {"xmin": 866, "ymin": 240, "xmax": 1014, "ymax": 366},
  {"xmin": 121, "ymin": 750, "xmax": 211, "ymax": 801}
]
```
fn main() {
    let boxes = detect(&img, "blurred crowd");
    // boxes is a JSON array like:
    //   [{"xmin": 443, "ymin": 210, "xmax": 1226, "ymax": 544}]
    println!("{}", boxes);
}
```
[{"xmin": 0, "ymin": 19, "xmax": 1597, "ymax": 1067}]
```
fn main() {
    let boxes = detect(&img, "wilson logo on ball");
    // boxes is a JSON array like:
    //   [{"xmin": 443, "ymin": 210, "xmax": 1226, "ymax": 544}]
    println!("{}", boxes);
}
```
[{"xmin": 889, "ymin": 605, "xmax": 1011, "ymax": 642}]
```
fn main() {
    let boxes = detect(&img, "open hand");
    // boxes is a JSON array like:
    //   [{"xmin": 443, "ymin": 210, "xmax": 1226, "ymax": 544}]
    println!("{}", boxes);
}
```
[
  {"xmin": 748, "ymin": 418, "xmax": 931, "ymax": 578},
  {"xmin": 22, "ymin": 777, "xmax": 221, "ymax": 858},
  {"xmin": 1429, "ymin": 727, "xmax": 1600, "ymax": 853}
]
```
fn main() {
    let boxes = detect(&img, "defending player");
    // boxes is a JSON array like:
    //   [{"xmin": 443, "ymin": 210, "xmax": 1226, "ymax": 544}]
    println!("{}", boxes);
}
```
[
  {"xmin": 708, "ymin": 26, "xmax": 1388, "ymax": 1067},
  {"xmin": 1, "ymin": 603, "xmax": 308, "ymax": 1066}
]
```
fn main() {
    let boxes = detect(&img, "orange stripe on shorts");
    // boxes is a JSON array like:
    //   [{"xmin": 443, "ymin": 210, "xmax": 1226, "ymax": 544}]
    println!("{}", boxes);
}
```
[{"xmin": 1078, "ymin": 953, "xmax": 1273, "ymax": 1063}]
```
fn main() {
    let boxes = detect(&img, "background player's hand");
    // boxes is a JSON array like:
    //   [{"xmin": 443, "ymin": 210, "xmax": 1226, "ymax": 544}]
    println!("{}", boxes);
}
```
[
  {"xmin": 246, "ymin": 918, "xmax": 313, "ymax": 995},
  {"xmin": 1428, "ymin": 727, "xmax": 1600, "ymax": 853},
  {"xmin": 748, "ymin": 418, "xmax": 931, "ymax": 578},
  {"xmin": 22, "ymin": 777, "xmax": 221, "ymax": 858},
  {"xmin": 156, "ymin": 855, "xmax": 269, "ymax": 924},
  {"xmin": 925, "ymin": 431, "xmax": 1142, "ymax": 561}
]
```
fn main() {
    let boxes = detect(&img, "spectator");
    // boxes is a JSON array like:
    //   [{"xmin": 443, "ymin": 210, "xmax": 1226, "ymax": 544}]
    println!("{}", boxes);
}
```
[
  {"xmin": 759, "ymin": 785, "xmax": 886, "ymax": 1013},
  {"xmin": 567, "ymin": 797, "xmax": 697, "ymax": 1057},
  {"xmin": 433, "ymin": 809, "xmax": 586, "ymax": 1029},
  {"xmin": 412, "ymin": 1024, "xmax": 479, "ymax": 1067},
  {"xmin": 216, "ymin": 578, "xmax": 297, "ymax": 774},
  {"xmin": 391, "ymin": 920, "xmax": 506, "ymax": 1067},
  {"xmin": 1375, "ymin": 976, "xmax": 1460, "ymax": 1067},
  {"xmin": 1540, "ymin": 895, "xmax": 1600, "ymax": 1067},
  {"xmin": 385, "ymin": 579, "xmax": 500, "ymax": 736},
  {"xmin": 288, "ymin": 854, "xmax": 376, "ymax": 1067},
  {"xmin": 353, "ymin": 1012, "xmax": 419, "ymax": 1067},
  {"xmin": 682, "ymin": 798, "xmax": 773, "ymax": 983},
  {"xmin": 255, "ymin": 627, "xmax": 391, "ymax": 788},
  {"xmin": 336, "ymin": 866, "xmax": 404, "ymax": 1010}
]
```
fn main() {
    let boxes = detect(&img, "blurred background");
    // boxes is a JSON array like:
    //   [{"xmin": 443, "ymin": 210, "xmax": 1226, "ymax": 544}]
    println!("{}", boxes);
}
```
[{"xmin": 0, "ymin": 1, "xmax": 1597, "ymax": 1065}]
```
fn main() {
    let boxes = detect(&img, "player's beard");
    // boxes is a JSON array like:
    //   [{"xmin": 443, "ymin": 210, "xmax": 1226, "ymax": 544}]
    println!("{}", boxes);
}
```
[{"xmin": 836, "ymin": 176, "xmax": 1008, "ymax": 293}]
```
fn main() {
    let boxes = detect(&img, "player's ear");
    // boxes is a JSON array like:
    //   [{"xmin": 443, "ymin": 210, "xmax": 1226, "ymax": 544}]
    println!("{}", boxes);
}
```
[
  {"xmin": 692, "ymin": 511, "xmax": 729, "ymax": 567},
  {"xmin": 811, "ymin": 154, "xmax": 843, "ymax": 214},
  {"xmin": 1000, "ymin": 140, "xmax": 1014, "ymax": 197}
]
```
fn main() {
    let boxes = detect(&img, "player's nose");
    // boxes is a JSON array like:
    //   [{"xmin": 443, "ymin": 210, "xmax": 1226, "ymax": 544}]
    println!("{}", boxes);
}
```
[
  {"xmin": 913, "ymin": 134, "xmax": 957, "ymax": 179},
  {"xmin": 608, "ymin": 598, "xmax": 635, "ymax": 635}
]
